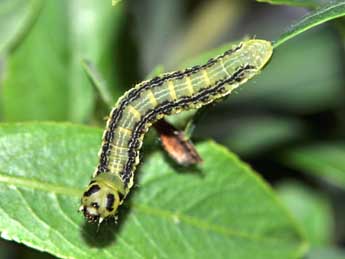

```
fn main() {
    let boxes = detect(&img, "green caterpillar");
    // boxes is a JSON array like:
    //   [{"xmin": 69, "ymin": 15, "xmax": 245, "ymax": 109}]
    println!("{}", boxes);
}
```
[{"xmin": 80, "ymin": 39, "xmax": 273, "ymax": 224}]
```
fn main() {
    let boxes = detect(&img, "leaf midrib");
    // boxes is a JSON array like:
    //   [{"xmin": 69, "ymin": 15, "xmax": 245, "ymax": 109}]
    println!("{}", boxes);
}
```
[
  {"xmin": 0, "ymin": 172, "xmax": 81, "ymax": 196},
  {"xmin": 0, "ymin": 171, "xmax": 302, "ymax": 245},
  {"xmin": 273, "ymin": 0, "xmax": 345, "ymax": 47}
]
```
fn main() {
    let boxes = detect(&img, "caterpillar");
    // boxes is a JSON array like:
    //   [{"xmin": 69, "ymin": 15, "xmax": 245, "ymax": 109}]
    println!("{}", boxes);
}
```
[{"xmin": 79, "ymin": 39, "xmax": 273, "ymax": 224}]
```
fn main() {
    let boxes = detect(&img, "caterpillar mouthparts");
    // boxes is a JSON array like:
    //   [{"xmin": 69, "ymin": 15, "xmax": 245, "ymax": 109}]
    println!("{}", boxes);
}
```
[{"xmin": 80, "ymin": 174, "xmax": 125, "ymax": 224}]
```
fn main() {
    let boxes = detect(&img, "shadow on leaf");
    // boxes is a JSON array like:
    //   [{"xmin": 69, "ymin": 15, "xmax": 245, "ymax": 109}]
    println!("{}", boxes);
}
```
[{"xmin": 80, "ymin": 196, "xmax": 133, "ymax": 248}]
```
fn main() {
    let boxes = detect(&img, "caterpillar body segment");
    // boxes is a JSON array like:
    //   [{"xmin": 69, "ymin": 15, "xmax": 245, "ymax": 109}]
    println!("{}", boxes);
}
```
[{"xmin": 80, "ymin": 39, "xmax": 273, "ymax": 223}]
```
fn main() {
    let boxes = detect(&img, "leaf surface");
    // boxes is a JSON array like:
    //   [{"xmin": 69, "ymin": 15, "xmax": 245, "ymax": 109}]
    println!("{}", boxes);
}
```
[
  {"xmin": 274, "ymin": 0, "xmax": 345, "ymax": 47},
  {"xmin": 284, "ymin": 143, "xmax": 345, "ymax": 190},
  {"xmin": 0, "ymin": 0, "xmax": 42, "ymax": 54},
  {"xmin": 256, "ymin": 0, "xmax": 326, "ymax": 8},
  {"xmin": 1, "ymin": 0, "xmax": 124, "ymax": 122},
  {"xmin": 278, "ymin": 181, "xmax": 333, "ymax": 246},
  {"xmin": 0, "ymin": 123, "xmax": 306, "ymax": 259}
]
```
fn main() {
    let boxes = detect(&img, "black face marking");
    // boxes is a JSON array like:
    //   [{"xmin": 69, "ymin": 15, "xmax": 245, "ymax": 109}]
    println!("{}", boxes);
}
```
[
  {"xmin": 83, "ymin": 184, "xmax": 100, "ymax": 197},
  {"xmin": 106, "ymin": 194, "xmax": 115, "ymax": 212},
  {"xmin": 91, "ymin": 202, "xmax": 99, "ymax": 209}
]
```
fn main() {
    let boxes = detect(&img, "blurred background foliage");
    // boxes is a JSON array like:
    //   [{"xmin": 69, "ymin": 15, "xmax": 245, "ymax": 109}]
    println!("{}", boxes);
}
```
[{"xmin": 0, "ymin": 0, "xmax": 345, "ymax": 258}]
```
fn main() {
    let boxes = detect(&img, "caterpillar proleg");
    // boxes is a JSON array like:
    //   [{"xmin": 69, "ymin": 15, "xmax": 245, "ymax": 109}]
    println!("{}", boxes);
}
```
[{"xmin": 80, "ymin": 39, "xmax": 273, "ymax": 223}]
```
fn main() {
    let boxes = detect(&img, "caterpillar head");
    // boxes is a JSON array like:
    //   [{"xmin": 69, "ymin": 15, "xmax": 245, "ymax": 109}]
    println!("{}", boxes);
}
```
[{"xmin": 79, "ymin": 180, "xmax": 122, "ymax": 224}]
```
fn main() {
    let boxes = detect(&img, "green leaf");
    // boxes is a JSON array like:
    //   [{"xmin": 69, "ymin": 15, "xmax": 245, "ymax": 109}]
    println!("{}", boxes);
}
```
[
  {"xmin": 274, "ymin": 0, "xmax": 345, "ymax": 47},
  {"xmin": 82, "ymin": 59, "xmax": 114, "ymax": 108},
  {"xmin": 1, "ymin": 0, "xmax": 124, "ymax": 122},
  {"xmin": 1, "ymin": 0, "xmax": 69, "ymax": 122},
  {"xmin": 0, "ymin": 123, "xmax": 307, "ymax": 259},
  {"xmin": 256, "ymin": 0, "xmax": 326, "ymax": 8},
  {"xmin": 67, "ymin": 0, "xmax": 124, "ymax": 122},
  {"xmin": 277, "ymin": 181, "xmax": 333, "ymax": 246},
  {"xmin": 223, "ymin": 117, "xmax": 306, "ymax": 157},
  {"xmin": 283, "ymin": 143, "xmax": 345, "ymax": 189},
  {"xmin": 0, "ymin": 0, "xmax": 42, "ymax": 55},
  {"xmin": 306, "ymin": 247, "xmax": 345, "ymax": 259}
]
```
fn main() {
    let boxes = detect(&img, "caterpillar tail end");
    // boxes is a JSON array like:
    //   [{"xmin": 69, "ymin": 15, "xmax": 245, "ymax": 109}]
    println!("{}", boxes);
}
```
[{"xmin": 79, "ymin": 178, "xmax": 123, "ymax": 224}]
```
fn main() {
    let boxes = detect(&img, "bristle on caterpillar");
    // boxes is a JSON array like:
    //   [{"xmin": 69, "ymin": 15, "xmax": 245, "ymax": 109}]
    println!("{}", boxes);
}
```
[{"xmin": 80, "ymin": 39, "xmax": 273, "ymax": 224}]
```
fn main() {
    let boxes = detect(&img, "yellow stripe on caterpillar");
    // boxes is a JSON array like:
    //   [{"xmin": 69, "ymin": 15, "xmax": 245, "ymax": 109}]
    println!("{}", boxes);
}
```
[{"xmin": 80, "ymin": 39, "xmax": 273, "ymax": 224}]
